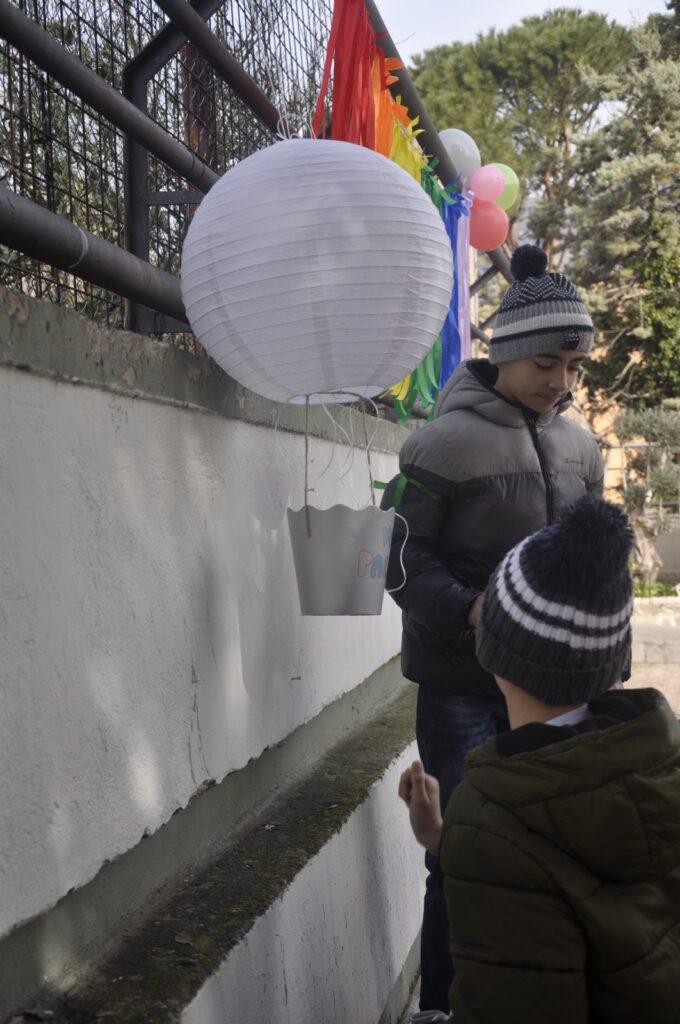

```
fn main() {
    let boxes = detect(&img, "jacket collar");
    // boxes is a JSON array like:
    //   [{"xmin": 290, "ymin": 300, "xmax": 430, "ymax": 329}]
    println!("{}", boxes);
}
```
[
  {"xmin": 435, "ymin": 359, "xmax": 572, "ymax": 429},
  {"xmin": 459, "ymin": 688, "xmax": 680, "ymax": 883},
  {"xmin": 466, "ymin": 689, "xmax": 676, "ymax": 801}
]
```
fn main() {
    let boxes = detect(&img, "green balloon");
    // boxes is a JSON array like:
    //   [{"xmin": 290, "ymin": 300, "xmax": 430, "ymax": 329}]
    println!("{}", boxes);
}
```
[{"xmin": 491, "ymin": 163, "xmax": 520, "ymax": 211}]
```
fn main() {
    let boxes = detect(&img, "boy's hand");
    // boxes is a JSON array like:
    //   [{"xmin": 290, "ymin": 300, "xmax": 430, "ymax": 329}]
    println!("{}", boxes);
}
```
[{"xmin": 398, "ymin": 760, "xmax": 443, "ymax": 856}]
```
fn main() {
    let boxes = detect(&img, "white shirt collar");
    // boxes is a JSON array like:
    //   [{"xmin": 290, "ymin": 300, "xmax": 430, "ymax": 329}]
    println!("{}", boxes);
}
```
[{"xmin": 545, "ymin": 704, "xmax": 589, "ymax": 727}]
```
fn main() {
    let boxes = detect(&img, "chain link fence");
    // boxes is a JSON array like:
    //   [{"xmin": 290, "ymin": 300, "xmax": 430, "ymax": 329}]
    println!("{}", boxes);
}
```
[{"xmin": 0, "ymin": 0, "xmax": 332, "ymax": 331}]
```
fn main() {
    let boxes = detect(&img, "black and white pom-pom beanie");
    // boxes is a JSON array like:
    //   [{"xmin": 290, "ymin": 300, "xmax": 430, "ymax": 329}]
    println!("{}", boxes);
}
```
[
  {"xmin": 476, "ymin": 494, "xmax": 634, "ymax": 705},
  {"xmin": 489, "ymin": 244, "xmax": 594, "ymax": 364}
]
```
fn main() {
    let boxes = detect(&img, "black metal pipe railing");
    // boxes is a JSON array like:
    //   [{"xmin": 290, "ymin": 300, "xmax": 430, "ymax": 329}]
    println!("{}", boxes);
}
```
[
  {"xmin": 122, "ymin": 64, "xmax": 154, "ymax": 332},
  {"xmin": 0, "ymin": 0, "xmax": 219, "ymax": 194},
  {"xmin": 121, "ymin": 0, "xmax": 285, "ymax": 331},
  {"xmin": 0, "ymin": 0, "xmax": 507, "ymax": 355},
  {"xmin": 153, "ymin": 0, "xmax": 282, "ymax": 135},
  {"xmin": 471, "ymin": 323, "xmax": 491, "ymax": 344},
  {"xmin": 0, "ymin": 187, "xmax": 188, "ymax": 323},
  {"xmin": 124, "ymin": 0, "xmax": 227, "ymax": 83},
  {"xmin": 470, "ymin": 265, "xmax": 499, "ymax": 297}
]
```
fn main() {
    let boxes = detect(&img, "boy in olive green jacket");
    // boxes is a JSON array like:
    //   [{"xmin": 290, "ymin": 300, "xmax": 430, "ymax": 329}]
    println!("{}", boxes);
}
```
[{"xmin": 400, "ymin": 494, "xmax": 680, "ymax": 1024}]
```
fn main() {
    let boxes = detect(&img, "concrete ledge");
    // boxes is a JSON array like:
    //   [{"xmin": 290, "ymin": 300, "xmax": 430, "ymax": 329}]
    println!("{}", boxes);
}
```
[
  {"xmin": 180, "ymin": 752, "xmax": 422, "ymax": 1024},
  {"xmin": 0, "ymin": 285, "xmax": 407, "ymax": 454},
  {"xmin": 0, "ymin": 662, "xmax": 417, "ymax": 1023},
  {"xmin": 380, "ymin": 932, "xmax": 420, "ymax": 1024}
]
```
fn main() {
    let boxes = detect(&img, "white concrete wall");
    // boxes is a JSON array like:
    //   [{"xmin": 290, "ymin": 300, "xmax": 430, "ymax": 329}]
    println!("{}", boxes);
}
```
[
  {"xmin": 183, "ymin": 748, "xmax": 423, "ymax": 1024},
  {"xmin": 0, "ymin": 366, "xmax": 402, "ymax": 937}
]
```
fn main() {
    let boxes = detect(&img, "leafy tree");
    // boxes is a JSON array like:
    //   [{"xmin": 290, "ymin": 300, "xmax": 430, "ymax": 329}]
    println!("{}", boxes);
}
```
[
  {"xmin": 568, "ymin": 25, "xmax": 680, "ymax": 405},
  {"xmin": 410, "ymin": 9, "xmax": 630, "ymax": 263},
  {"xmin": 0, "ymin": 0, "xmax": 327, "ymax": 326},
  {"xmin": 410, "ymin": 42, "xmax": 520, "ymax": 179},
  {"xmin": 648, "ymin": 0, "xmax": 680, "ymax": 55},
  {"xmin": 615, "ymin": 407, "xmax": 680, "ymax": 583}
]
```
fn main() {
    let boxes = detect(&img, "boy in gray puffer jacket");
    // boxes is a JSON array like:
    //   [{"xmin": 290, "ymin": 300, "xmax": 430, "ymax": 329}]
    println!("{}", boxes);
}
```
[{"xmin": 381, "ymin": 244, "xmax": 604, "ymax": 1013}]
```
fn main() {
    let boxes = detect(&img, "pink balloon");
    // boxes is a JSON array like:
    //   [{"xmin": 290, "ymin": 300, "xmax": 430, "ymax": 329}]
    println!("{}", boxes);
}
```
[
  {"xmin": 469, "ymin": 200, "xmax": 509, "ymax": 251},
  {"xmin": 469, "ymin": 164, "xmax": 506, "ymax": 202}
]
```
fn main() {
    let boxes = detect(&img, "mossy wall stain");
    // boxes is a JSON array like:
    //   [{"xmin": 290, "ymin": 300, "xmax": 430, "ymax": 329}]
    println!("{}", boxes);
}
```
[{"xmin": 20, "ymin": 686, "xmax": 416, "ymax": 1024}]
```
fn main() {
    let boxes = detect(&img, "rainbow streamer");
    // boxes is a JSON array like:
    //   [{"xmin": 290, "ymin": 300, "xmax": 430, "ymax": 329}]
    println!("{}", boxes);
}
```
[{"xmin": 315, "ymin": 0, "xmax": 468, "ymax": 421}]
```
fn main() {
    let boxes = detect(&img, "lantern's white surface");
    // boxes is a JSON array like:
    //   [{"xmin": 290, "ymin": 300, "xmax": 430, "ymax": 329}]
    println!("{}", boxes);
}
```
[{"xmin": 181, "ymin": 139, "xmax": 454, "ymax": 404}]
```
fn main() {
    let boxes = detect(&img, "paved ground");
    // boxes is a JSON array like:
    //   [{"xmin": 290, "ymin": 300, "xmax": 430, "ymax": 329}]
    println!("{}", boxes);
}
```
[{"xmin": 631, "ymin": 605, "xmax": 680, "ymax": 713}]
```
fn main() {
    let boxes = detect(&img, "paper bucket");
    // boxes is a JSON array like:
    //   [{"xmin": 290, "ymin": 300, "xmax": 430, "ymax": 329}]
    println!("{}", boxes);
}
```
[{"xmin": 287, "ymin": 504, "xmax": 395, "ymax": 616}]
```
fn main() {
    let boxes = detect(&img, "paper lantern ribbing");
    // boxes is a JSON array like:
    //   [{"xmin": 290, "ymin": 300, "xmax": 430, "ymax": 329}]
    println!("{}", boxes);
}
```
[{"xmin": 181, "ymin": 139, "xmax": 454, "ymax": 404}]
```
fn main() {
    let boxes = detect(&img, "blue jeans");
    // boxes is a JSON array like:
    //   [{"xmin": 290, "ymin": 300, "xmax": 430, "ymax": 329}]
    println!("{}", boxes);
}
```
[{"xmin": 416, "ymin": 686, "xmax": 509, "ymax": 1012}]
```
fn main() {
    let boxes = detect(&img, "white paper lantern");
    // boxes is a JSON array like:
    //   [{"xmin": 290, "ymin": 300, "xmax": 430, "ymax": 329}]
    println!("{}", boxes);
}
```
[{"xmin": 181, "ymin": 138, "xmax": 453, "ymax": 404}]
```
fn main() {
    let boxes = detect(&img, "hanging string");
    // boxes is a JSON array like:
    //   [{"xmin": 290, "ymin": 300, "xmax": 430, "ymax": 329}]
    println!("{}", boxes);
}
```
[
  {"xmin": 337, "ymin": 393, "xmax": 380, "ymax": 508},
  {"xmin": 385, "ymin": 511, "xmax": 409, "ymax": 594},
  {"xmin": 260, "ymin": 0, "xmax": 303, "ymax": 140},
  {"xmin": 320, "ymin": 401, "xmax": 362, "ymax": 507},
  {"xmin": 304, "ymin": 397, "xmax": 311, "ymax": 537},
  {"xmin": 361, "ymin": 404, "xmax": 376, "ymax": 505},
  {"xmin": 311, "ymin": 402, "xmax": 340, "ymax": 497},
  {"xmin": 273, "ymin": 402, "xmax": 292, "ymax": 470},
  {"xmin": 321, "ymin": 402, "xmax": 355, "ymax": 489},
  {"xmin": 294, "ymin": 392, "xmax": 383, "ymax": 516},
  {"xmin": 307, "ymin": 392, "xmax": 381, "ymax": 510}
]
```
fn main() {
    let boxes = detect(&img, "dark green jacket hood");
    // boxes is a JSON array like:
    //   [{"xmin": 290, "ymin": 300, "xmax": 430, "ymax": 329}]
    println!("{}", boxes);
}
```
[
  {"xmin": 440, "ymin": 688, "xmax": 680, "ymax": 1023},
  {"xmin": 465, "ymin": 688, "xmax": 680, "ymax": 884}
]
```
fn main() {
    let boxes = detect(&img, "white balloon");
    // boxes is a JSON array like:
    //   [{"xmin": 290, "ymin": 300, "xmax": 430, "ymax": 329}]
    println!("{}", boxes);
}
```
[
  {"xmin": 439, "ymin": 128, "xmax": 482, "ymax": 186},
  {"xmin": 181, "ymin": 138, "xmax": 454, "ymax": 404}
]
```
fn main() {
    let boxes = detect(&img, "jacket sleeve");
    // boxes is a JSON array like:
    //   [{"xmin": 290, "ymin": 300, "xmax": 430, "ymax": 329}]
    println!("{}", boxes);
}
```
[
  {"xmin": 445, "ymin": 826, "xmax": 589, "ymax": 1024},
  {"xmin": 586, "ymin": 434, "xmax": 605, "ymax": 495},
  {"xmin": 380, "ymin": 451, "xmax": 481, "ymax": 637}
]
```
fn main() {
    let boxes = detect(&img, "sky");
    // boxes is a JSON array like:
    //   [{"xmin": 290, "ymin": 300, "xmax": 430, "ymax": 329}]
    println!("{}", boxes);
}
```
[{"xmin": 376, "ymin": 0, "xmax": 671, "ymax": 63}]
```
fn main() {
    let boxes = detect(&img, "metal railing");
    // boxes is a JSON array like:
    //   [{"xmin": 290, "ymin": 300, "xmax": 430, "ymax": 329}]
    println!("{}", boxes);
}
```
[
  {"xmin": 0, "ymin": 0, "xmax": 510, "ymax": 349},
  {"xmin": 0, "ymin": 0, "xmax": 333, "ymax": 333}
]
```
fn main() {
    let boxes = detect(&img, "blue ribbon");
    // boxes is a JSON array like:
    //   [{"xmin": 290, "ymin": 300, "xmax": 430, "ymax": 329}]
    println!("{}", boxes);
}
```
[{"xmin": 439, "ymin": 188, "xmax": 471, "ymax": 389}]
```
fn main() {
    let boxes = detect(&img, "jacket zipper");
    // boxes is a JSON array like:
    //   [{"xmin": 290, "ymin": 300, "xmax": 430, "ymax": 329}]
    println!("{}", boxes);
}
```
[{"xmin": 523, "ymin": 412, "xmax": 555, "ymax": 524}]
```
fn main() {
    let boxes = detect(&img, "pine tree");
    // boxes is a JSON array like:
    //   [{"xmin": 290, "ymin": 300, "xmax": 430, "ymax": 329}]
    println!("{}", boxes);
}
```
[
  {"xmin": 568, "ymin": 23, "xmax": 680, "ymax": 405},
  {"xmin": 410, "ymin": 9, "xmax": 630, "ymax": 264}
]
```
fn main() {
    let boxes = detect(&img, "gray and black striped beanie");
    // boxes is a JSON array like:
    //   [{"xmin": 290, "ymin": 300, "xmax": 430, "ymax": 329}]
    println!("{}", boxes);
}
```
[
  {"xmin": 476, "ymin": 494, "xmax": 634, "ymax": 705},
  {"xmin": 489, "ymin": 244, "xmax": 594, "ymax": 364}
]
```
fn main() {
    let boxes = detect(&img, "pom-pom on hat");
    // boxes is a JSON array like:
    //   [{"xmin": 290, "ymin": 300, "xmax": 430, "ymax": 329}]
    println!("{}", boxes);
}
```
[
  {"xmin": 476, "ymin": 494, "xmax": 634, "ymax": 705},
  {"xmin": 489, "ymin": 243, "xmax": 594, "ymax": 364}
]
